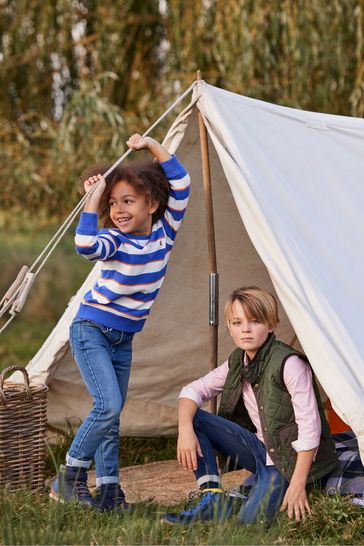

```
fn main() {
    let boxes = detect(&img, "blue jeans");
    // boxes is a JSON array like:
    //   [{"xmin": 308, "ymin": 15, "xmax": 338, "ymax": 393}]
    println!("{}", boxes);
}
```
[
  {"xmin": 67, "ymin": 318, "xmax": 134, "ymax": 487},
  {"xmin": 193, "ymin": 409, "xmax": 289, "ymax": 524}
]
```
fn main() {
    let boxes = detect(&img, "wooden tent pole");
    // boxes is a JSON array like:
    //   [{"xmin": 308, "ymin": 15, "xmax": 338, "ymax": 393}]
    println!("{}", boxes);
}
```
[{"xmin": 197, "ymin": 70, "xmax": 218, "ymax": 414}]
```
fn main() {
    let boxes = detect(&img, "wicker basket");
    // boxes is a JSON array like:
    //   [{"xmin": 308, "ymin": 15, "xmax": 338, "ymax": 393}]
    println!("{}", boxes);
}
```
[{"xmin": 0, "ymin": 365, "xmax": 48, "ymax": 490}]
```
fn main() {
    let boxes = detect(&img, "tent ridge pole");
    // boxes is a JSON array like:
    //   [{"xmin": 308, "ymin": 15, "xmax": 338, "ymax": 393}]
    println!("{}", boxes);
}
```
[{"xmin": 197, "ymin": 70, "xmax": 218, "ymax": 415}]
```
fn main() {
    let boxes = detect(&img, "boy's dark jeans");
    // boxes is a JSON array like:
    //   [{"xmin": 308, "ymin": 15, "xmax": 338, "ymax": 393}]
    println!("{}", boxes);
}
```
[{"xmin": 193, "ymin": 409, "xmax": 289, "ymax": 524}]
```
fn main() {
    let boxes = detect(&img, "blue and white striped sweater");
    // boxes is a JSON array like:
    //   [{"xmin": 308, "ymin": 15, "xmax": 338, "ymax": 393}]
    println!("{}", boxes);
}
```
[{"xmin": 75, "ymin": 155, "xmax": 190, "ymax": 332}]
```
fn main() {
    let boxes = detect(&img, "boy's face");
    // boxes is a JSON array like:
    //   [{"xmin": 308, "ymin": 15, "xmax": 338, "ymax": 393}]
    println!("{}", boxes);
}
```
[
  {"xmin": 109, "ymin": 180, "xmax": 158, "ymax": 236},
  {"xmin": 228, "ymin": 300, "xmax": 273, "ymax": 360}
]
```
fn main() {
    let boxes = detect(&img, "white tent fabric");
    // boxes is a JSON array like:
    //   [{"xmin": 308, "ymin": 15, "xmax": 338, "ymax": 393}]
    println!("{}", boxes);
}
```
[{"xmin": 17, "ymin": 82, "xmax": 364, "ymax": 461}]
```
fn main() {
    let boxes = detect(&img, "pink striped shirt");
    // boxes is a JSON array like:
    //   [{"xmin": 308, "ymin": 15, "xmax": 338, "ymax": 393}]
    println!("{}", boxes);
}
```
[{"xmin": 179, "ymin": 355, "xmax": 321, "ymax": 465}]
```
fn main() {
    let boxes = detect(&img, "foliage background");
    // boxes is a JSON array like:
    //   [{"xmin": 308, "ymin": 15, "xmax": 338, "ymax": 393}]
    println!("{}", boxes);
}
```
[{"xmin": 2, "ymin": 0, "xmax": 364, "ymax": 221}]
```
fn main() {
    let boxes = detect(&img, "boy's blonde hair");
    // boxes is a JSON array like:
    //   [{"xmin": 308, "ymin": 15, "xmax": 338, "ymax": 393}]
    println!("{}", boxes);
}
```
[{"xmin": 224, "ymin": 286, "xmax": 279, "ymax": 330}]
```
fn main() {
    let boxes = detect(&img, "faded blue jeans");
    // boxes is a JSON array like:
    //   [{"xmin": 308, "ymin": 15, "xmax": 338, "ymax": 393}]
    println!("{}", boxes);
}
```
[
  {"xmin": 193, "ymin": 409, "xmax": 289, "ymax": 524},
  {"xmin": 67, "ymin": 318, "xmax": 134, "ymax": 487}
]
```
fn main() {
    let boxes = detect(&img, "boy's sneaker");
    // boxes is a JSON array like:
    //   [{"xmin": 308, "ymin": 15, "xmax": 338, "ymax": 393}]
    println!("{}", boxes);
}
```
[
  {"xmin": 95, "ymin": 483, "xmax": 129, "ymax": 512},
  {"xmin": 49, "ymin": 464, "xmax": 95, "ymax": 507},
  {"xmin": 162, "ymin": 488, "xmax": 236, "ymax": 525}
]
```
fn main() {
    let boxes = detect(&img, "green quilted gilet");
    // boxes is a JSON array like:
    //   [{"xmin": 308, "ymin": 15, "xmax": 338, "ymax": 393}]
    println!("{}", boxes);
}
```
[{"xmin": 218, "ymin": 334, "xmax": 338, "ymax": 482}]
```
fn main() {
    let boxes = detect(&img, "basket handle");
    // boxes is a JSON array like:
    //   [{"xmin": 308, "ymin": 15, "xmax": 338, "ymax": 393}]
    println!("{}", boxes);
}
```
[{"xmin": 0, "ymin": 365, "xmax": 32, "ymax": 406}]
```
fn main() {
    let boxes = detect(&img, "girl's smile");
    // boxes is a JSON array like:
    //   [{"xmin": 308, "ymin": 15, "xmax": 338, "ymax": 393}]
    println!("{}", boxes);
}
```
[{"xmin": 109, "ymin": 181, "xmax": 158, "ymax": 236}]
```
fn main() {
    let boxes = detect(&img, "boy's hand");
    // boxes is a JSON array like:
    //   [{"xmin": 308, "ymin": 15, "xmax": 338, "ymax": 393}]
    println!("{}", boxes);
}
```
[
  {"xmin": 280, "ymin": 482, "xmax": 311, "ymax": 521},
  {"xmin": 280, "ymin": 449, "xmax": 315, "ymax": 521},
  {"xmin": 127, "ymin": 134, "xmax": 155, "ymax": 151},
  {"xmin": 84, "ymin": 174, "xmax": 106, "ymax": 196},
  {"xmin": 177, "ymin": 428, "xmax": 203, "ymax": 471}
]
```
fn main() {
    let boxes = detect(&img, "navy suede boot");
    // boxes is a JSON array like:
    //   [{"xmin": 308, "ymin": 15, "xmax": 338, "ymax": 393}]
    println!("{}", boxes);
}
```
[
  {"xmin": 95, "ymin": 484, "xmax": 129, "ymax": 512},
  {"xmin": 50, "ymin": 465, "xmax": 95, "ymax": 507}
]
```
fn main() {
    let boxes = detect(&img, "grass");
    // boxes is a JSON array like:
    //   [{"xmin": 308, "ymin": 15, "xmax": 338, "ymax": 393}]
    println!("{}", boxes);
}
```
[
  {"xmin": 1, "ymin": 487, "xmax": 364, "ymax": 545},
  {"xmin": 2, "ymin": 435, "xmax": 364, "ymax": 545},
  {"xmin": 3, "ymin": 427, "xmax": 363, "ymax": 544}
]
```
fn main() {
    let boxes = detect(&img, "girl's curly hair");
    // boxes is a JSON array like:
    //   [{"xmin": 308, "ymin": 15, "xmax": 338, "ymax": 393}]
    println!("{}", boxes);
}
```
[{"xmin": 80, "ymin": 160, "xmax": 170, "ymax": 228}]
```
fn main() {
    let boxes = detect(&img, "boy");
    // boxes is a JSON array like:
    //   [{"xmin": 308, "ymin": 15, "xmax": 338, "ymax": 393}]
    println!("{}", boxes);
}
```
[{"xmin": 164, "ymin": 286, "xmax": 337, "ymax": 525}]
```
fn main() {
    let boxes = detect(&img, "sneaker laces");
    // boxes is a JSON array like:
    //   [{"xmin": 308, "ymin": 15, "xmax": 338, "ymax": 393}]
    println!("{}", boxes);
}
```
[
  {"xmin": 229, "ymin": 484, "xmax": 249, "ymax": 501},
  {"xmin": 74, "ymin": 480, "xmax": 92, "ymax": 499},
  {"xmin": 185, "ymin": 490, "xmax": 202, "ymax": 505},
  {"xmin": 180, "ymin": 490, "xmax": 217, "ymax": 516}
]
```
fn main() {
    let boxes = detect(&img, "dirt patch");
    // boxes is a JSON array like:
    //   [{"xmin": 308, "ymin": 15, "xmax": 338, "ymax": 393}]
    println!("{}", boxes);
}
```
[{"xmin": 88, "ymin": 460, "xmax": 249, "ymax": 505}]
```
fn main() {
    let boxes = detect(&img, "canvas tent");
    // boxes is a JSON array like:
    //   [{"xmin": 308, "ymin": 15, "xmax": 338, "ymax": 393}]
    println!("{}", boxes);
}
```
[{"xmin": 16, "ymin": 81, "xmax": 364, "ymax": 461}]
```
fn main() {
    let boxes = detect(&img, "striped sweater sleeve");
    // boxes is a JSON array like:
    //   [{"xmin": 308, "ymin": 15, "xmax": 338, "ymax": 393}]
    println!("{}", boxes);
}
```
[
  {"xmin": 75, "ymin": 212, "xmax": 119, "ymax": 261},
  {"xmin": 159, "ymin": 155, "xmax": 190, "ymax": 243}
]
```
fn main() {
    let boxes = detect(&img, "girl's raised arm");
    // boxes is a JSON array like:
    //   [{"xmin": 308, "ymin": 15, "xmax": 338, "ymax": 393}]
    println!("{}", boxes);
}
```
[
  {"xmin": 127, "ymin": 134, "xmax": 172, "ymax": 163},
  {"xmin": 83, "ymin": 174, "xmax": 106, "ymax": 213}
]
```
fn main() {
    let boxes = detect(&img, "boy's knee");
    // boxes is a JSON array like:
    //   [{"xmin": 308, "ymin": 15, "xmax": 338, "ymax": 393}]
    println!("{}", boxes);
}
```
[
  {"xmin": 192, "ymin": 408, "xmax": 208, "ymax": 430},
  {"xmin": 262, "ymin": 466, "xmax": 287, "ymax": 490},
  {"xmin": 192, "ymin": 409, "xmax": 201, "ymax": 430}
]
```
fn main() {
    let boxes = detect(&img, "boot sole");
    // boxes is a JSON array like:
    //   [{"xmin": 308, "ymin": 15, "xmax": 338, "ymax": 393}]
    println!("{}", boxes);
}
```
[
  {"xmin": 160, "ymin": 516, "xmax": 205, "ymax": 526},
  {"xmin": 160, "ymin": 517, "xmax": 176, "ymax": 525},
  {"xmin": 49, "ymin": 490, "xmax": 65, "ymax": 503}
]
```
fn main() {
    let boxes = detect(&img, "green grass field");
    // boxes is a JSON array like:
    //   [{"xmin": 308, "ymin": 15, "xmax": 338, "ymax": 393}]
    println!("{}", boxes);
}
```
[
  {"xmin": 2, "ymin": 424, "xmax": 364, "ymax": 545},
  {"xmin": 1, "ymin": 487, "xmax": 364, "ymax": 545}
]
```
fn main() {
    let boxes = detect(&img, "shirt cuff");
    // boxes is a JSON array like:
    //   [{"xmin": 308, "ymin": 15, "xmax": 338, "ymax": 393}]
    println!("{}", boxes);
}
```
[
  {"xmin": 159, "ymin": 155, "xmax": 188, "ymax": 179},
  {"xmin": 76, "ymin": 212, "xmax": 98, "ymax": 235},
  {"xmin": 291, "ymin": 438, "xmax": 319, "ymax": 452},
  {"xmin": 179, "ymin": 386, "xmax": 203, "ymax": 407}
]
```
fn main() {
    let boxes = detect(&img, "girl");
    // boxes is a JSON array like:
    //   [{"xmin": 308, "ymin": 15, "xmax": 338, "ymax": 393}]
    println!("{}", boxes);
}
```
[
  {"xmin": 50, "ymin": 134, "xmax": 190, "ymax": 511},
  {"xmin": 163, "ymin": 286, "xmax": 338, "ymax": 525}
]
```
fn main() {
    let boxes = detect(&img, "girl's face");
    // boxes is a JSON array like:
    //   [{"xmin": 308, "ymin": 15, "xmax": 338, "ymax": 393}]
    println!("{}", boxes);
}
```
[
  {"xmin": 228, "ymin": 300, "xmax": 273, "ymax": 359},
  {"xmin": 109, "ymin": 180, "xmax": 158, "ymax": 236}
]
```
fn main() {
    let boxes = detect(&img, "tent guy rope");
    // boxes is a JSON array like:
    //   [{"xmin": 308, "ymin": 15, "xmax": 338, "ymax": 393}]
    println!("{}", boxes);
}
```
[{"xmin": 0, "ymin": 80, "xmax": 199, "ymax": 335}]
